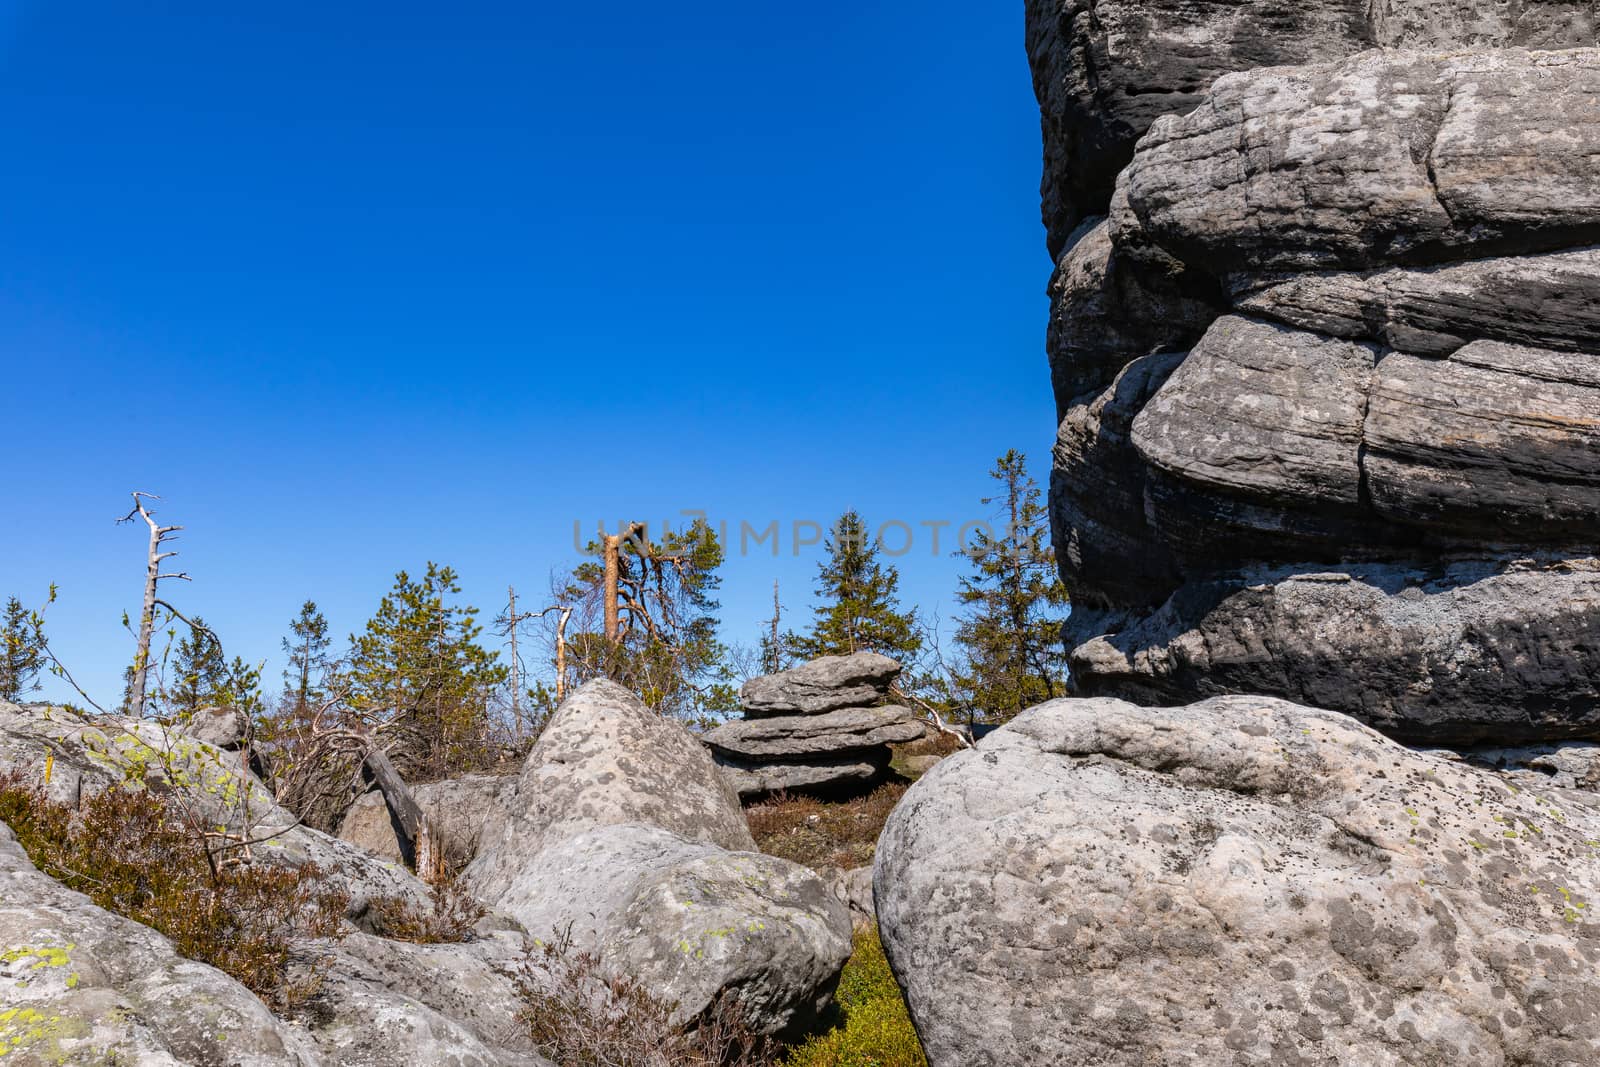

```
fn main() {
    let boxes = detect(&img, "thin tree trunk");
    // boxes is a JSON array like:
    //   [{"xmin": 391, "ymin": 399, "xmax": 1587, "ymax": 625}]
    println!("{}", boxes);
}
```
[
  {"xmin": 507, "ymin": 585, "xmax": 521, "ymax": 740},
  {"xmin": 130, "ymin": 517, "xmax": 161, "ymax": 716},
  {"xmin": 554, "ymin": 606, "xmax": 571, "ymax": 702}
]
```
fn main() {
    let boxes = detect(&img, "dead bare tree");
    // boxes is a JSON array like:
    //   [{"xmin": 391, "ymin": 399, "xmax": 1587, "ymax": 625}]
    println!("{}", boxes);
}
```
[
  {"xmin": 496, "ymin": 587, "xmax": 573, "ymax": 738},
  {"xmin": 116, "ymin": 492, "xmax": 197, "ymax": 718}
]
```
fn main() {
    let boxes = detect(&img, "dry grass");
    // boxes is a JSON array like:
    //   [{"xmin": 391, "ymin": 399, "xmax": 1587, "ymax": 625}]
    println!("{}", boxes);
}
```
[
  {"xmin": 368, "ymin": 877, "xmax": 487, "ymax": 944},
  {"xmin": 744, "ymin": 781, "xmax": 909, "ymax": 871}
]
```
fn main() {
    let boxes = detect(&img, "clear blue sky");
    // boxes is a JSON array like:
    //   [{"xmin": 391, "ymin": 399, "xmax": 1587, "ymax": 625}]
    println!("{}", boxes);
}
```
[{"xmin": 1, "ymin": 1, "xmax": 1051, "ymax": 707}]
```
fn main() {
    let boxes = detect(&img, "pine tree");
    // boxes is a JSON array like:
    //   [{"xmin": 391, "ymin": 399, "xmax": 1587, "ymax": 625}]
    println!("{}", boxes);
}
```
[
  {"xmin": 0, "ymin": 596, "xmax": 46, "ymax": 702},
  {"xmin": 346, "ymin": 563, "xmax": 508, "ymax": 779},
  {"xmin": 789, "ymin": 511, "xmax": 921, "ymax": 661},
  {"xmin": 562, "ymin": 519, "xmax": 730, "ymax": 722},
  {"xmin": 951, "ymin": 450, "xmax": 1069, "ymax": 722},
  {"xmin": 281, "ymin": 600, "xmax": 332, "ymax": 719}
]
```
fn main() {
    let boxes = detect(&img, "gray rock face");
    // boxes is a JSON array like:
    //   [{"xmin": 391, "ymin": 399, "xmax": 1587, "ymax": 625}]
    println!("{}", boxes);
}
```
[
  {"xmin": 703, "ymin": 705, "xmax": 922, "ymax": 760},
  {"xmin": 494, "ymin": 824, "xmax": 851, "ymax": 1038},
  {"xmin": 1025, "ymin": 0, "xmax": 1600, "ymax": 255},
  {"xmin": 291, "ymin": 930, "xmax": 548, "ymax": 1067},
  {"xmin": 712, "ymin": 751, "xmax": 892, "ymax": 801},
  {"xmin": 466, "ymin": 679, "xmax": 755, "ymax": 902},
  {"xmin": 1069, "ymin": 560, "xmax": 1600, "ymax": 745},
  {"xmin": 1028, "ymin": 0, "xmax": 1600, "ymax": 736},
  {"xmin": 338, "ymin": 772, "xmax": 508, "ymax": 869},
  {"xmin": 183, "ymin": 705, "xmax": 248, "ymax": 749},
  {"xmin": 0, "ymin": 701, "xmax": 433, "ymax": 920},
  {"xmin": 738, "ymin": 653, "xmax": 901, "ymax": 715},
  {"xmin": 875, "ymin": 695, "xmax": 1600, "ymax": 1066},
  {"xmin": 462, "ymin": 680, "xmax": 850, "ymax": 1037},
  {"xmin": 0, "ymin": 821, "xmax": 322, "ymax": 1065},
  {"xmin": 715, "ymin": 656, "xmax": 913, "ymax": 798},
  {"xmin": 1125, "ymin": 50, "xmax": 1600, "ymax": 274}
]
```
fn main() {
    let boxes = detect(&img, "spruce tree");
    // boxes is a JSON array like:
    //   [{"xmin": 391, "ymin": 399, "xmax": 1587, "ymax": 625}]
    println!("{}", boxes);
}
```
[
  {"xmin": 281, "ymin": 600, "xmax": 332, "ymax": 719},
  {"xmin": 346, "ymin": 563, "xmax": 507, "ymax": 778},
  {"xmin": 167, "ymin": 617, "xmax": 228, "ymax": 716},
  {"xmin": 0, "ymin": 596, "xmax": 46, "ymax": 702},
  {"xmin": 952, "ymin": 450, "xmax": 1069, "ymax": 722},
  {"xmin": 789, "ymin": 510, "xmax": 920, "ymax": 661}
]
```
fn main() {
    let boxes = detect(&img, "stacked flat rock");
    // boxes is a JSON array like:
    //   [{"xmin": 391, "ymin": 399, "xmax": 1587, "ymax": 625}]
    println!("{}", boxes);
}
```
[{"xmin": 706, "ymin": 653, "xmax": 923, "ymax": 798}]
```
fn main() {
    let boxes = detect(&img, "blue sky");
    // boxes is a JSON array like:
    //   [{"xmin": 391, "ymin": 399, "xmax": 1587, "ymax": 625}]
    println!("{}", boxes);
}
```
[{"xmin": 1, "ymin": 2, "xmax": 1051, "ymax": 706}]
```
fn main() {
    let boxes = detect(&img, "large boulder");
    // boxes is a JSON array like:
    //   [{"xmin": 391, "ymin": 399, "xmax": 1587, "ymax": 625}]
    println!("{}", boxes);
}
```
[
  {"xmin": 0, "ymin": 701, "xmax": 432, "ymax": 920},
  {"xmin": 288, "ymin": 929, "xmax": 548, "ymax": 1067},
  {"xmin": 462, "ymin": 680, "xmax": 851, "ymax": 1036},
  {"xmin": 465, "ymin": 679, "xmax": 754, "ymax": 900},
  {"xmin": 0, "ymin": 820, "xmax": 323, "ymax": 1065},
  {"xmin": 876, "ymin": 695, "xmax": 1600, "ymax": 1066},
  {"xmin": 738, "ymin": 653, "xmax": 902, "ymax": 715},
  {"xmin": 337, "ymin": 772, "xmax": 509, "ymax": 869},
  {"xmin": 494, "ymin": 824, "xmax": 850, "ymax": 1037}
]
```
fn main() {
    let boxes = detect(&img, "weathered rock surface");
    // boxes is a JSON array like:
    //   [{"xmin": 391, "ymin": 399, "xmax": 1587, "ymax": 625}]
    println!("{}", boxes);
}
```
[
  {"xmin": 463, "ymin": 680, "xmax": 850, "ymax": 1036},
  {"xmin": 1125, "ymin": 50, "xmax": 1600, "ymax": 274},
  {"xmin": 0, "ymin": 701, "xmax": 432, "ymax": 920},
  {"xmin": 466, "ymin": 679, "xmax": 754, "ymax": 902},
  {"xmin": 290, "ymin": 929, "xmax": 547, "ymax": 1067},
  {"xmin": 1051, "ymin": 351, "xmax": 1186, "ymax": 610},
  {"xmin": 712, "ymin": 750, "xmax": 892, "ymax": 800},
  {"xmin": 703, "ymin": 705, "xmax": 922, "ymax": 760},
  {"xmin": 1025, "ymin": 0, "xmax": 1600, "ymax": 255},
  {"xmin": 183, "ymin": 705, "xmax": 248, "ymax": 750},
  {"xmin": 1069, "ymin": 559, "xmax": 1600, "ymax": 744},
  {"xmin": 876, "ymin": 695, "xmax": 1600, "ymax": 1066},
  {"xmin": 494, "ymin": 824, "xmax": 851, "ymax": 1037},
  {"xmin": 0, "ymin": 821, "xmax": 322, "ymax": 1065},
  {"xmin": 738, "ymin": 653, "xmax": 901, "ymax": 716},
  {"xmin": 1236, "ymin": 246, "xmax": 1600, "ymax": 357},
  {"xmin": 338, "ymin": 772, "xmax": 508, "ymax": 869},
  {"xmin": 1029, "ymin": 0, "xmax": 1600, "ymax": 733}
]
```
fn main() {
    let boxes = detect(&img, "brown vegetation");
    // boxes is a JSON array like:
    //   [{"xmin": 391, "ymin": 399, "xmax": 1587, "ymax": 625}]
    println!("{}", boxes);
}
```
[
  {"xmin": 367, "ymin": 878, "xmax": 487, "ymax": 944},
  {"xmin": 744, "ymin": 781, "xmax": 909, "ymax": 871},
  {"xmin": 0, "ymin": 771, "xmax": 347, "ymax": 1008}
]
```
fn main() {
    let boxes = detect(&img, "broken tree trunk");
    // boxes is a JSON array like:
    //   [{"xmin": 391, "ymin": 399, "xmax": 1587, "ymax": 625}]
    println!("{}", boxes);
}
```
[{"xmin": 363, "ymin": 745, "xmax": 438, "ymax": 881}]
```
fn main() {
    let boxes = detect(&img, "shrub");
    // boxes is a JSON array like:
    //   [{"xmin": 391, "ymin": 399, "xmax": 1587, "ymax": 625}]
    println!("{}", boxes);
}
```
[
  {"xmin": 368, "ymin": 877, "xmax": 487, "ymax": 944},
  {"xmin": 515, "ymin": 926, "xmax": 777, "ymax": 1067},
  {"xmin": 0, "ymin": 771, "xmax": 347, "ymax": 1008},
  {"xmin": 745, "ymin": 782, "xmax": 908, "ymax": 870},
  {"xmin": 784, "ymin": 925, "xmax": 927, "ymax": 1067}
]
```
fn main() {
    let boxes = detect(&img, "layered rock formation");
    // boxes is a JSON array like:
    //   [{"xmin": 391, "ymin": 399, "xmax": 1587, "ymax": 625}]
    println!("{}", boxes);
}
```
[
  {"xmin": 876, "ymin": 695, "xmax": 1600, "ymax": 1066},
  {"xmin": 705, "ymin": 654, "xmax": 924, "ymax": 798},
  {"xmin": 1029, "ymin": 0, "xmax": 1600, "ymax": 740}
]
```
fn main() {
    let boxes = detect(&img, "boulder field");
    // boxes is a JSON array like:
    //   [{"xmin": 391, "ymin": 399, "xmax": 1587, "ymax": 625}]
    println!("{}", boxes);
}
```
[{"xmin": 0, "ymin": 682, "xmax": 854, "ymax": 1063}]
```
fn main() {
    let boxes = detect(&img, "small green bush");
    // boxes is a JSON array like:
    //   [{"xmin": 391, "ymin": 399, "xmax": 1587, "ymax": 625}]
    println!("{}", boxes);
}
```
[{"xmin": 784, "ymin": 925, "xmax": 927, "ymax": 1067}]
